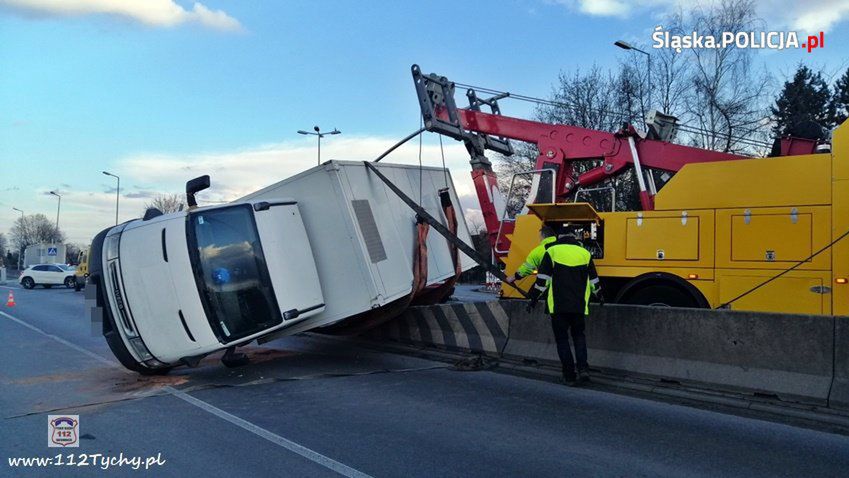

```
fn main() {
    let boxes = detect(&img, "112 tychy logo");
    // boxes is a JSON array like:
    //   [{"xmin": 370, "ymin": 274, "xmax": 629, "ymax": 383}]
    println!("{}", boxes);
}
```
[{"xmin": 48, "ymin": 415, "xmax": 79, "ymax": 448}]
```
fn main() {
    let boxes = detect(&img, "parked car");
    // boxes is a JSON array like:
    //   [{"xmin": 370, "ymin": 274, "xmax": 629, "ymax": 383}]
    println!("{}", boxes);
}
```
[{"xmin": 19, "ymin": 264, "xmax": 77, "ymax": 289}]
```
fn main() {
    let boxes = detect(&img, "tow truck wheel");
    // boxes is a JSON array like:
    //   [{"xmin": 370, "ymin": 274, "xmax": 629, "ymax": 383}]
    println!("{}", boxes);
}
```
[
  {"xmin": 64, "ymin": 277, "xmax": 75, "ymax": 288},
  {"xmin": 620, "ymin": 284, "xmax": 700, "ymax": 308},
  {"xmin": 21, "ymin": 277, "xmax": 35, "ymax": 289}
]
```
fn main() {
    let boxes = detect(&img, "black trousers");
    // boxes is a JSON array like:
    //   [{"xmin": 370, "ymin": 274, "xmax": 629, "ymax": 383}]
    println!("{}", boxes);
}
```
[{"xmin": 550, "ymin": 312, "xmax": 588, "ymax": 377}]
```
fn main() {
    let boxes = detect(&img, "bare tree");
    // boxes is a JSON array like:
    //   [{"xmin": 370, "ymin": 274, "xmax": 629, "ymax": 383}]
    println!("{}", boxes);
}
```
[
  {"xmin": 65, "ymin": 243, "xmax": 81, "ymax": 264},
  {"xmin": 143, "ymin": 193, "xmax": 185, "ymax": 214},
  {"xmin": 466, "ymin": 215, "xmax": 486, "ymax": 235},
  {"xmin": 10, "ymin": 214, "xmax": 65, "ymax": 250},
  {"xmin": 683, "ymin": 0, "xmax": 772, "ymax": 154},
  {"xmin": 0, "ymin": 233, "xmax": 7, "ymax": 266}
]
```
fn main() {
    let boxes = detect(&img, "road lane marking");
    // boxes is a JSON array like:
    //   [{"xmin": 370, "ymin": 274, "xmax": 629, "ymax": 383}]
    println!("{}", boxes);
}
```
[
  {"xmin": 0, "ymin": 310, "xmax": 115, "ymax": 367},
  {"xmin": 1, "ymin": 309, "xmax": 374, "ymax": 478},
  {"xmin": 165, "ymin": 386, "xmax": 372, "ymax": 478}
]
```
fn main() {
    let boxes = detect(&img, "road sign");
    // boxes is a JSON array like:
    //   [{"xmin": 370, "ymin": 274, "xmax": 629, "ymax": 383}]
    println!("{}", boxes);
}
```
[{"xmin": 47, "ymin": 247, "xmax": 58, "ymax": 256}]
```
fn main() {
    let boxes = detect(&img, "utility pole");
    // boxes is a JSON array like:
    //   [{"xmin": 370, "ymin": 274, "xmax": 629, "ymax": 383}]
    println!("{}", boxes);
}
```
[
  {"xmin": 49, "ymin": 191, "xmax": 62, "ymax": 237},
  {"xmin": 297, "ymin": 126, "xmax": 341, "ymax": 166},
  {"xmin": 102, "ymin": 171, "xmax": 120, "ymax": 225}
]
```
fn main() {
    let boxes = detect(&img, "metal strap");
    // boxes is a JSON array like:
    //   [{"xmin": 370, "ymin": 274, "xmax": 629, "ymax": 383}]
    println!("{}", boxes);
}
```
[{"xmin": 362, "ymin": 161, "xmax": 529, "ymax": 299}]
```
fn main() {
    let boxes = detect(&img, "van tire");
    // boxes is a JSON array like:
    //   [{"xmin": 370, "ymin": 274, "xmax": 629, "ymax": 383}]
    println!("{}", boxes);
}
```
[
  {"xmin": 21, "ymin": 277, "xmax": 35, "ymax": 289},
  {"xmin": 64, "ymin": 277, "xmax": 75, "ymax": 288},
  {"xmin": 138, "ymin": 366, "xmax": 173, "ymax": 376}
]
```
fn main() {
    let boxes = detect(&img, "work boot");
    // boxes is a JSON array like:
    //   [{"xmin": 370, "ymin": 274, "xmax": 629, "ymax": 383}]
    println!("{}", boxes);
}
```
[
  {"xmin": 577, "ymin": 370, "xmax": 591, "ymax": 385},
  {"xmin": 562, "ymin": 368, "xmax": 577, "ymax": 387}
]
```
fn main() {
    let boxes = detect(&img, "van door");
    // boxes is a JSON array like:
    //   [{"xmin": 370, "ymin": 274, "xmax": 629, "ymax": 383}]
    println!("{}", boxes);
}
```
[{"xmin": 250, "ymin": 201, "xmax": 325, "ymax": 325}]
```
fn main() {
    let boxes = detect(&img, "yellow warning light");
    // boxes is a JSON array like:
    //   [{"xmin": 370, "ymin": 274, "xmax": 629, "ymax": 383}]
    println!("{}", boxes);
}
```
[
  {"xmin": 687, "ymin": 274, "xmax": 699, "ymax": 280},
  {"xmin": 836, "ymin": 278, "xmax": 848, "ymax": 284}
]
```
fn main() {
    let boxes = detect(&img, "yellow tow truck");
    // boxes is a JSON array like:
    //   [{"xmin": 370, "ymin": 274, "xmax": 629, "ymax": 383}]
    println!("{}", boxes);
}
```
[
  {"xmin": 74, "ymin": 248, "xmax": 89, "ymax": 291},
  {"xmin": 412, "ymin": 64, "xmax": 847, "ymax": 316}
]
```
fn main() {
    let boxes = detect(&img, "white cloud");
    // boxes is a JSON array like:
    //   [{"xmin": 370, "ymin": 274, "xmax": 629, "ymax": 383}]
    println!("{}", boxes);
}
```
[
  {"xmin": 0, "ymin": 0, "xmax": 243, "ymax": 32},
  {"xmin": 26, "ymin": 135, "xmax": 487, "ymax": 244},
  {"xmin": 119, "ymin": 135, "xmax": 479, "ymax": 201},
  {"xmin": 553, "ymin": 0, "xmax": 849, "ymax": 32}
]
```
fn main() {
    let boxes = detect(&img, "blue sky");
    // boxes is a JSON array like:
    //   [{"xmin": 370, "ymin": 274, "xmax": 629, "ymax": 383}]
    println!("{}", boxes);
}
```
[{"xmin": 2, "ymin": 0, "xmax": 848, "ymax": 244}]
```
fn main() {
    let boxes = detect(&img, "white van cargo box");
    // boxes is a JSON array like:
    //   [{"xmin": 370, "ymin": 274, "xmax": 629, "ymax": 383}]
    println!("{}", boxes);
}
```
[{"xmin": 240, "ymin": 160, "xmax": 476, "ymax": 336}]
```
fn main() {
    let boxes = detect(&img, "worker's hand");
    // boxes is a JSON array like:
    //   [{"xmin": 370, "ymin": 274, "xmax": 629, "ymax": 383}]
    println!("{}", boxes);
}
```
[
  {"xmin": 505, "ymin": 275, "xmax": 516, "ymax": 284},
  {"xmin": 525, "ymin": 301, "xmax": 537, "ymax": 313}
]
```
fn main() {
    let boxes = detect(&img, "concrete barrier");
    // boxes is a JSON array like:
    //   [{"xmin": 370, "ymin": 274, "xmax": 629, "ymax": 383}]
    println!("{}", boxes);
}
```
[
  {"xmin": 829, "ymin": 316, "xmax": 849, "ymax": 410},
  {"xmin": 372, "ymin": 300, "xmax": 837, "ymax": 406},
  {"xmin": 505, "ymin": 304, "xmax": 835, "ymax": 404},
  {"xmin": 370, "ymin": 302, "xmax": 509, "ymax": 356}
]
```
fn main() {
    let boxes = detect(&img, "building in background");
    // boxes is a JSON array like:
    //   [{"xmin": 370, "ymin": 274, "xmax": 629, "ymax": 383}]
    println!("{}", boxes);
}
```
[{"xmin": 23, "ymin": 243, "xmax": 67, "ymax": 267}]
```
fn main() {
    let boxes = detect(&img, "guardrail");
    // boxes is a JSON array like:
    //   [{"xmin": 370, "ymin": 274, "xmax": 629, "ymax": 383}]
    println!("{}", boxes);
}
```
[{"xmin": 369, "ymin": 301, "xmax": 848, "ymax": 410}]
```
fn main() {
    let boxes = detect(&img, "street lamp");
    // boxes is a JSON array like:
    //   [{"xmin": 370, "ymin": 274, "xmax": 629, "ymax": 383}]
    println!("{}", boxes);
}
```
[
  {"xmin": 102, "ymin": 171, "xmax": 120, "ymax": 225},
  {"xmin": 12, "ymin": 207, "xmax": 23, "ymax": 270},
  {"xmin": 297, "ymin": 126, "xmax": 341, "ymax": 166},
  {"xmin": 49, "ymin": 191, "xmax": 62, "ymax": 235},
  {"xmin": 615, "ymin": 40, "xmax": 652, "ymax": 111}
]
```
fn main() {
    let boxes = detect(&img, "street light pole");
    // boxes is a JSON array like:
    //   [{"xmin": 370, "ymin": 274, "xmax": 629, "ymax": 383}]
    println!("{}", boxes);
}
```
[
  {"xmin": 614, "ymin": 40, "xmax": 652, "ymax": 112},
  {"xmin": 12, "ymin": 207, "xmax": 23, "ymax": 270},
  {"xmin": 49, "ymin": 191, "xmax": 62, "ymax": 233},
  {"xmin": 297, "ymin": 126, "xmax": 341, "ymax": 166},
  {"xmin": 102, "ymin": 171, "xmax": 120, "ymax": 225}
]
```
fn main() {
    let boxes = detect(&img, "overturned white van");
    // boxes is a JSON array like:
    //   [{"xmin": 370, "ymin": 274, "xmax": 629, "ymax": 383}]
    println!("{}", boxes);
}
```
[{"xmin": 88, "ymin": 161, "xmax": 474, "ymax": 374}]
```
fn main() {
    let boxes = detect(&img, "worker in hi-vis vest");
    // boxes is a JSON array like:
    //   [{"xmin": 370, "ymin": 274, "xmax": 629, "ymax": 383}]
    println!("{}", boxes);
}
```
[
  {"xmin": 527, "ymin": 224, "xmax": 603, "ymax": 386},
  {"xmin": 505, "ymin": 225, "xmax": 557, "ymax": 285}
]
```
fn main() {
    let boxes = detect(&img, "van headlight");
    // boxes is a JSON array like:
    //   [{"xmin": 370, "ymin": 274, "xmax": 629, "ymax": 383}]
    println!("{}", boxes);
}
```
[
  {"xmin": 128, "ymin": 337, "xmax": 153, "ymax": 361},
  {"xmin": 105, "ymin": 234, "xmax": 120, "ymax": 260}
]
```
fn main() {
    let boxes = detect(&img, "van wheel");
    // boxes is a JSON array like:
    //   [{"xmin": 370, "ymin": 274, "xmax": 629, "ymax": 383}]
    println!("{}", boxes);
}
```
[
  {"xmin": 64, "ymin": 277, "xmax": 75, "ymax": 288},
  {"xmin": 21, "ymin": 277, "xmax": 35, "ymax": 289},
  {"xmin": 620, "ymin": 284, "xmax": 700, "ymax": 308},
  {"xmin": 222, "ymin": 347, "xmax": 250, "ymax": 368},
  {"xmin": 138, "ymin": 366, "xmax": 173, "ymax": 376}
]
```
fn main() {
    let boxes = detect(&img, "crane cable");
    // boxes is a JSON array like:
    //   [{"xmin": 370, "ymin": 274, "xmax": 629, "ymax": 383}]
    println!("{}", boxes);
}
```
[
  {"xmin": 418, "ymin": 116, "xmax": 424, "ymax": 204},
  {"xmin": 439, "ymin": 135, "xmax": 449, "ymax": 189},
  {"xmin": 453, "ymin": 81, "xmax": 773, "ymax": 150},
  {"xmin": 717, "ymin": 228, "xmax": 849, "ymax": 309}
]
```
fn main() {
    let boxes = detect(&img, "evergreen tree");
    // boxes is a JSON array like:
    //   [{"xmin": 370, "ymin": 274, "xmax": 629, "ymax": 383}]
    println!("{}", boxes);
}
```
[
  {"xmin": 834, "ymin": 68, "xmax": 849, "ymax": 125},
  {"xmin": 772, "ymin": 65, "xmax": 835, "ymax": 137}
]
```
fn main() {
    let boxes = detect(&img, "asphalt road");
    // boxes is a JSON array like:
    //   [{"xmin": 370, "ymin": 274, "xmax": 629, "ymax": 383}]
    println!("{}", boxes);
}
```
[{"xmin": 3, "ymin": 281, "xmax": 849, "ymax": 477}]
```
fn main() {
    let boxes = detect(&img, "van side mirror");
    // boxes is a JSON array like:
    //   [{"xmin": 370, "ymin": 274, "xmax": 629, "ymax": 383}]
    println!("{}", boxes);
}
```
[{"xmin": 186, "ymin": 175, "xmax": 211, "ymax": 209}]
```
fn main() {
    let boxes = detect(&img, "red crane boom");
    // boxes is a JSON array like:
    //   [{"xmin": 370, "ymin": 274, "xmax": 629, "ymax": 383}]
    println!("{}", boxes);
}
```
[{"xmin": 411, "ymin": 65, "xmax": 745, "ymax": 257}]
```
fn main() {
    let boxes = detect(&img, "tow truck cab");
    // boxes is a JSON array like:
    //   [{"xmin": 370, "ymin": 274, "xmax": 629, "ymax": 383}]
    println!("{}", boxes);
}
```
[{"xmin": 88, "ymin": 199, "xmax": 325, "ymax": 373}]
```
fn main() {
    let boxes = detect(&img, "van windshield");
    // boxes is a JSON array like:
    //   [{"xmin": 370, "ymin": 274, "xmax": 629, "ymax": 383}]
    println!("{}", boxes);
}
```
[{"xmin": 187, "ymin": 205, "xmax": 281, "ymax": 342}]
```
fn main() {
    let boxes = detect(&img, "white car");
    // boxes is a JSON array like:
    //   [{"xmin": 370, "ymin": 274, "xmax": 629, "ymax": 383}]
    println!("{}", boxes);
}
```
[{"xmin": 19, "ymin": 264, "xmax": 77, "ymax": 289}]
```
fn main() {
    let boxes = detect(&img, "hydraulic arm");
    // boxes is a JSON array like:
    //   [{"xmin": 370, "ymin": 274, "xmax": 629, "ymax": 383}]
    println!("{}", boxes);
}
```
[{"xmin": 411, "ymin": 64, "xmax": 744, "ymax": 257}]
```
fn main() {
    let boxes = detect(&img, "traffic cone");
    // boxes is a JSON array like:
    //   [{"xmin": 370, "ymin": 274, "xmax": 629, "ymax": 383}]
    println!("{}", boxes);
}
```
[{"xmin": 6, "ymin": 291, "xmax": 15, "ymax": 307}]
